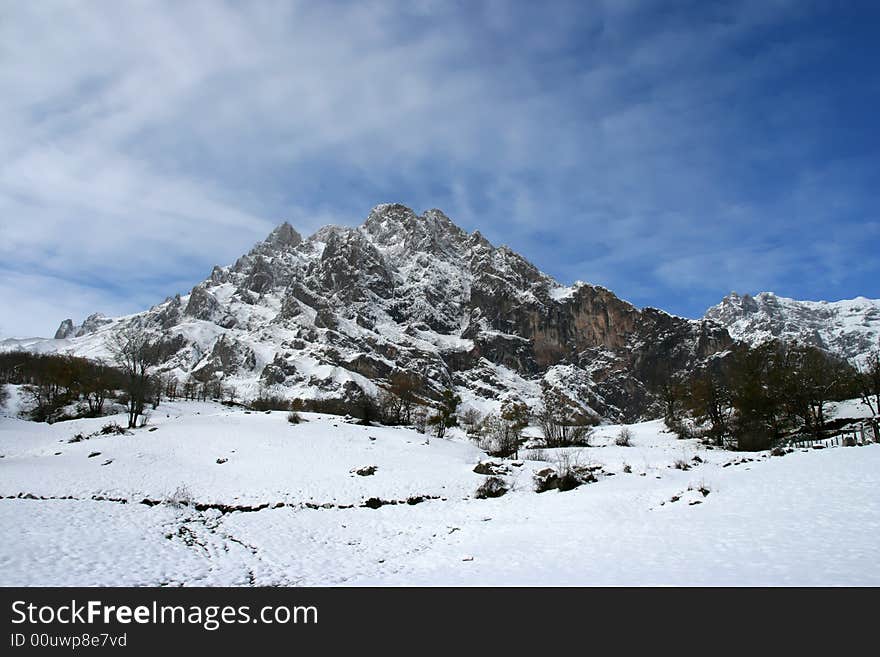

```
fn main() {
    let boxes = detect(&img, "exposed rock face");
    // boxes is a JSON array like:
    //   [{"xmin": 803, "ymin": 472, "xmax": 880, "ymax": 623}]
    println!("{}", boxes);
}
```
[
  {"xmin": 36, "ymin": 204, "xmax": 740, "ymax": 421},
  {"xmin": 53, "ymin": 314, "xmax": 114, "ymax": 339},
  {"xmin": 192, "ymin": 335, "xmax": 256, "ymax": 382},
  {"xmin": 76, "ymin": 313, "xmax": 113, "ymax": 337},
  {"xmin": 54, "ymin": 319, "xmax": 75, "ymax": 340},
  {"xmin": 705, "ymin": 292, "xmax": 880, "ymax": 364}
]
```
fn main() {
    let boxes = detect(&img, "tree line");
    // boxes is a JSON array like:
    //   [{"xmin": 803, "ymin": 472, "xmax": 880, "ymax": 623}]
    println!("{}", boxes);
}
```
[
  {"xmin": 663, "ymin": 341, "xmax": 878, "ymax": 450},
  {"xmin": 3, "ymin": 324, "xmax": 877, "ymax": 450},
  {"xmin": 0, "ymin": 350, "xmax": 126, "ymax": 422}
]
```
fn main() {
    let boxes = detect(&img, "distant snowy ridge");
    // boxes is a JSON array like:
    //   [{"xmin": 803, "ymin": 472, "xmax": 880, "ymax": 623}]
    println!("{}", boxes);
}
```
[{"xmin": 705, "ymin": 291, "xmax": 880, "ymax": 365}]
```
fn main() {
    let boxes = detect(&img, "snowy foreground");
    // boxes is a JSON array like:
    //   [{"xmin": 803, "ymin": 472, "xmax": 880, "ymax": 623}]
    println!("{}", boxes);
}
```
[{"xmin": 1, "ymin": 400, "xmax": 878, "ymax": 586}]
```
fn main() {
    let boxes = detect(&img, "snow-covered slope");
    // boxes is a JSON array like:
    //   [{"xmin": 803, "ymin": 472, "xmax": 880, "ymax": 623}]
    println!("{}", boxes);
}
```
[
  {"xmin": 1, "ymin": 401, "xmax": 878, "ymax": 585},
  {"xmin": 3, "ymin": 204, "xmax": 731, "ymax": 421},
  {"xmin": 705, "ymin": 292, "xmax": 880, "ymax": 365}
]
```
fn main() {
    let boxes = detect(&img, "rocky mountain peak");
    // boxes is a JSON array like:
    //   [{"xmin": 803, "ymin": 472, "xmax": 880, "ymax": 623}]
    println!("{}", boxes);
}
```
[
  {"xmin": 705, "ymin": 292, "xmax": 880, "ymax": 364},
  {"xmin": 710, "ymin": 291, "xmax": 760, "ymax": 321},
  {"xmin": 265, "ymin": 221, "xmax": 302, "ymax": 249},
  {"xmin": 361, "ymin": 203, "xmax": 469, "ymax": 260},
  {"xmin": 39, "ymin": 203, "xmax": 843, "ymax": 424}
]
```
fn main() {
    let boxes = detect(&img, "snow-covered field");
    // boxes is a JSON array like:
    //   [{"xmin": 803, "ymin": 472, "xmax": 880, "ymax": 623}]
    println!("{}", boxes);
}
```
[{"xmin": 1, "ymin": 398, "xmax": 878, "ymax": 586}]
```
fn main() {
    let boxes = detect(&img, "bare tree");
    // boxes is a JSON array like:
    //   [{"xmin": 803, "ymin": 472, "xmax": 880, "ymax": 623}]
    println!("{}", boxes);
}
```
[
  {"xmin": 536, "ymin": 388, "xmax": 593, "ymax": 448},
  {"xmin": 378, "ymin": 372, "xmax": 421, "ymax": 425},
  {"xmin": 790, "ymin": 346, "xmax": 852, "ymax": 438},
  {"xmin": 685, "ymin": 368, "xmax": 732, "ymax": 446},
  {"xmin": 83, "ymin": 360, "xmax": 112, "ymax": 416},
  {"xmin": 106, "ymin": 324, "xmax": 153, "ymax": 428},
  {"xmin": 857, "ymin": 350, "xmax": 880, "ymax": 417},
  {"xmin": 427, "ymin": 388, "xmax": 461, "ymax": 440},
  {"xmin": 480, "ymin": 401, "xmax": 529, "ymax": 458}
]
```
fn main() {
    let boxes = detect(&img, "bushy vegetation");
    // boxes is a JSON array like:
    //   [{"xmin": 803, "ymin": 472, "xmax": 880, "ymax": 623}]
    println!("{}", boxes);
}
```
[
  {"xmin": 856, "ymin": 351, "xmax": 880, "ymax": 418},
  {"xmin": 536, "ymin": 388, "xmax": 595, "ymax": 448},
  {"xmin": 377, "ymin": 372, "xmax": 422, "ymax": 426},
  {"xmin": 665, "ymin": 341, "xmax": 861, "ymax": 450},
  {"xmin": 248, "ymin": 393, "xmax": 292, "ymax": 412},
  {"xmin": 427, "ymin": 388, "xmax": 461, "ymax": 440},
  {"xmin": 475, "ymin": 400, "xmax": 529, "ymax": 458},
  {"xmin": 1, "ymin": 329, "xmax": 195, "ymax": 425},
  {"xmin": 0, "ymin": 351, "xmax": 128, "ymax": 422},
  {"xmin": 615, "ymin": 427, "xmax": 633, "ymax": 446}
]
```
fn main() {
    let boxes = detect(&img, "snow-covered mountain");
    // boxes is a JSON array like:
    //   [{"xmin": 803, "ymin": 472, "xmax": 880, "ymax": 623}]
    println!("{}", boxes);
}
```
[
  {"xmin": 704, "ymin": 292, "xmax": 880, "ymax": 365},
  {"xmin": 13, "ymin": 204, "xmax": 731, "ymax": 421}
]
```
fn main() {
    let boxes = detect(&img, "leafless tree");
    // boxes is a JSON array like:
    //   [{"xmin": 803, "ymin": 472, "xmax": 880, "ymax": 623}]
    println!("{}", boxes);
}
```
[
  {"xmin": 536, "ymin": 388, "xmax": 593, "ymax": 447},
  {"xmin": 106, "ymin": 324, "xmax": 153, "ymax": 428},
  {"xmin": 857, "ymin": 350, "xmax": 880, "ymax": 417}
]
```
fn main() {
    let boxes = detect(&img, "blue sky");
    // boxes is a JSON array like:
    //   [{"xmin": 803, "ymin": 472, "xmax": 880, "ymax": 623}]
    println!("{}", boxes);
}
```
[{"xmin": 1, "ymin": 0, "xmax": 878, "ymax": 337}]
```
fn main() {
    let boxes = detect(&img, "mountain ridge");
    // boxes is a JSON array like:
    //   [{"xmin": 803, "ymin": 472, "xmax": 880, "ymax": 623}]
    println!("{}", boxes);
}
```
[
  {"xmin": 705, "ymin": 291, "xmax": 880, "ymax": 365},
  {"xmin": 8, "ymin": 203, "xmax": 875, "ymax": 421}
]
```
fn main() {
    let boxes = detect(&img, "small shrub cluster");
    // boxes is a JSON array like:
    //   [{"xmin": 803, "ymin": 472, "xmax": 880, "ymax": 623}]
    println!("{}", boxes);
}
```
[
  {"xmin": 525, "ymin": 448, "xmax": 549, "ymax": 462},
  {"xmin": 615, "ymin": 427, "xmax": 633, "ymax": 447},
  {"xmin": 165, "ymin": 485, "xmax": 193, "ymax": 508},
  {"xmin": 249, "ymin": 394, "xmax": 291, "ymax": 412}
]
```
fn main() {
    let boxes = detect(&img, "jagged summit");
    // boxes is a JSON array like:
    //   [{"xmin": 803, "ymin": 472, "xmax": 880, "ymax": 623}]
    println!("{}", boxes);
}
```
[
  {"xmin": 705, "ymin": 291, "xmax": 880, "ymax": 364},
  {"xmin": 359, "ymin": 203, "xmax": 471, "ymax": 261},
  {"xmin": 265, "ymin": 221, "xmax": 302, "ymax": 248},
  {"xmin": 31, "ymin": 203, "xmax": 880, "ymax": 422},
  {"xmin": 52, "ymin": 314, "xmax": 112, "ymax": 340}
]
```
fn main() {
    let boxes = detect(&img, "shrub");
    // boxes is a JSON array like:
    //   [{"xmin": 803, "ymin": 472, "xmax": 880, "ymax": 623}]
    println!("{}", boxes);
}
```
[
  {"xmin": 474, "ymin": 476, "xmax": 508, "ymax": 499},
  {"xmin": 556, "ymin": 472, "xmax": 582, "ymax": 491},
  {"xmin": 249, "ymin": 394, "xmax": 291, "ymax": 412},
  {"xmin": 526, "ymin": 448, "xmax": 549, "ymax": 462},
  {"xmin": 427, "ymin": 388, "xmax": 461, "ymax": 439},
  {"xmin": 287, "ymin": 410, "xmax": 302, "ymax": 424},
  {"xmin": 165, "ymin": 485, "xmax": 193, "ymax": 508},
  {"xmin": 555, "ymin": 452, "xmax": 589, "ymax": 491},
  {"xmin": 100, "ymin": 422, "xmax": 126, "ymax": 435},
  {"xmin": 615, "ymin": 427, "xmax": 633, "ymax": 446},
  {"xmin": 536, "ymin": 388, "xmax": 596, "ymax": 448},
  {"xmin": 459, "ymin": 407, "xmax": 483, "ymax": 434},
  {"xmin": 477, "ymin": 412, "xmax": 525, "ymax": 458},
  {"xmin": 411, "ymin": 406, "xmax": 428, "ymax": 434},
  {"xmin": 672, "ymin": 458, "xmax": 690, "ymax": 471}
]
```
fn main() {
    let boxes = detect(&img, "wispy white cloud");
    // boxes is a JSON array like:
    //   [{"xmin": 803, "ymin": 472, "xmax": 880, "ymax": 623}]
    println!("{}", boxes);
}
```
[{"xmin": 1, "ymin": 0, "xmax": 876, "ymax": 335}]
